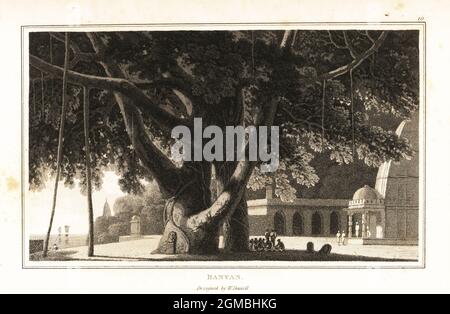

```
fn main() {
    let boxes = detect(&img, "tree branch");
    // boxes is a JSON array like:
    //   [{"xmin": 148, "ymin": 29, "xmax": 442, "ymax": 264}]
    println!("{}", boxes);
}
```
[
  {"xmin": 50, "ymin": 33, "xmax": 81, "ymax": 53},
  {"xmin": 365, "ymin": 30, "xmax": 376, "ymax": 43},
  {"xmin": 84, "ymin": 32, "xmax": 186, "ymax": 195},
  {"xmin": 69, "ymin": 52, "xmax": 101, "ymax": 68},
  {"xmin": 327, "ymin": 30, "xmax": 346, "ymax": 49},
  {"xmin": 187, "ymin": 30, "xmax": 294, "ymax": 228},
  {"xmin": 30, "ymin": 54, "xmax": 189, "ymax": 131},
  {"xmin": 280, "ymin": 30, "xmax": 293, "ymax": 48},
  {"xmin": 30, "ymin": 35, "xmax": 190, "ymax": 194},
  {"xmin": 318, "ymin": 31, "xmax": 388, "ymax": 81},
  {"xmin": 126, "ymin": 102, "xmax": 183, "ymax": 195},
  {"xmin": 49, "ymin": 32, "xmax": 100, "ymax": 68},
  {"xmin": 342, "ymin": 31, "xmax": 358, "ymax": 59},
  {"xmin": 30, "ymin": 54, "xmax": 125, "ymax": 88},
  {"xmin": 134, "ymin": 76, "xmax": 194, "ymax": 104},
  {"xmin": 186, "ymin": 158, "xmax": 255, "ymax": 230}
]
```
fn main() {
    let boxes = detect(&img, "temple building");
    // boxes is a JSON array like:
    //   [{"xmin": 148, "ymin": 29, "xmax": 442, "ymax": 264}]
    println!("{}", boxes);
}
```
[
  {"xmin": 248, "ymin": 112, "xmax": 419, "ymax": 245},
  {"xmin": 102, "ymin": 199, "xmax": 112, "ymax": 217},
  {"xmin": 345, "ymin": 185, "xmax": 385, "ymax": 240}
]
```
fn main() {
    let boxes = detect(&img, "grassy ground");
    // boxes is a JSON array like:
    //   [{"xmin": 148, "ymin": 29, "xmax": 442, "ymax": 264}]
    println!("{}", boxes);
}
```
[{"xmin": 29, "ymin": 236, "xmax": 418, "ymax": 262}]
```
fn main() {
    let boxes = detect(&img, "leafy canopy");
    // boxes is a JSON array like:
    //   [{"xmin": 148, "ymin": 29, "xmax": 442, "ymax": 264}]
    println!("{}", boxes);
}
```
[{"xmin": 29, "ymin": 30, "xmax": 419, "ymax": 200}]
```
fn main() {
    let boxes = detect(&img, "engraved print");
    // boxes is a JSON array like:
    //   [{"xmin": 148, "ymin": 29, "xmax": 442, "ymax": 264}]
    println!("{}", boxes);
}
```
[{"xmin": 25, "ymin": 27, "xmax": 422, "ymax": 265}]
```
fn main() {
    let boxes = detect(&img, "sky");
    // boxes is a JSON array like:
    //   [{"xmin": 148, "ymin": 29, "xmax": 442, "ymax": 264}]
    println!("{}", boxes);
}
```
[{"xmin": 26, "ymin": 171, "xmax": 126, "ymax": 235}]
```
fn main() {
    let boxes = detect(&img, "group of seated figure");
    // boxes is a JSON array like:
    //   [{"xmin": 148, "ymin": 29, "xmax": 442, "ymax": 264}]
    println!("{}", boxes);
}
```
[{"xmin": 249, "ymin": 229, "xmax": 285, "ymax": 252}]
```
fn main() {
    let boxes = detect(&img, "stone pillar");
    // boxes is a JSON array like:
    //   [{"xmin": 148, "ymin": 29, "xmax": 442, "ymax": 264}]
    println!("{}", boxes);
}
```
[
  {"xmin": 397, "ymin": 210, "xmax": 407, "ymax": 239},
  {"xmin": 130, "ymin": 216, "xmax": 141, "ymax": 236},
  {"xmin": 369, "ymin": 213, "xmax": 377, "ymax": 239},
  {"xmin": 340, "ymin": 213, "xmax": 348, "ymax": 236},
  {"xmin": 265, "ymin": 185, "xmax": 273, "ymax": 200},
  {"xmin": 323, "ymin": 210, "xmax": 331, "ymax": 237},
  {"xmin": 285, "ymin": 208, "xmax": 293, "ymax": 236},
  {"xmin": 361, "ymin": 212, "xmax": 367, "ymax": 239},
  {"xmin": 58, "ymin": 227, "xmax": 62, "ymax": 244},
  {"xmin": 380, "ymin": 211, "xmax": 386, "ymax": 239},
  {"xmin": 348, "ymin": 214, "xmax": 353, "ymax": 238},
  {"xmin": 304, "ymin": 210, "xmax": 312, "ymax": 236}
]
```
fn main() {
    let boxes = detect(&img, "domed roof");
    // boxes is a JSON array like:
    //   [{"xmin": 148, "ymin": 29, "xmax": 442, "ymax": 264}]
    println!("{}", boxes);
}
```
[{"xmin": 353, "ymin": 185, "xmax": 382, "ymax": 200}]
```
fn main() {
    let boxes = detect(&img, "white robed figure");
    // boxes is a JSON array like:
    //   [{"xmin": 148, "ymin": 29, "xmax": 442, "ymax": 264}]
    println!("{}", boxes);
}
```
[{"xmin": 355, "ymin": 222, "xmax": 360, "ymax": 238}]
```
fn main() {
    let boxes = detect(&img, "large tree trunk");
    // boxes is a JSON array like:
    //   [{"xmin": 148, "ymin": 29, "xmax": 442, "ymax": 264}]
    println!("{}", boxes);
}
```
[
  {"xmin": 153, "ymin": 187, "xmax": 249, "ymax": 255},
  {"xmin": 153, "ymin": 161, "xmax": 223, "ymax": 255},
  {"xmin": 82, "ymin": 32, "xmax": 290, "ymax": 256},
  {"xmin": 226, "ymin": 195, "xmax": 249, "ymax": 252},
  {"xmin": 154, "ymin": 161, "xmax": 254, "ymax": 255},
  {"xmin": 153, "ymin": 198, "xmax": 222, "ymax": 255},
  {"xmin": 214, "ymin": 162, "xmax": 249, "ymax": 253}
]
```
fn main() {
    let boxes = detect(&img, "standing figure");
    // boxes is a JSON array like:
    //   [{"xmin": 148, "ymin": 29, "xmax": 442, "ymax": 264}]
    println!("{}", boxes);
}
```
[
  {"xmin": 355, "ymin": 222, "xmax": 360, "ymax": 238},
  {"xmin": 270, "ymin": 229, "xmax": 277, "ymax": 246},
  {"xmin": 264, "ymin": 229, "xmax": 270, "ymax": 245},
  {"xmin": 222, "ymin": 218, "xmax": 232, "ymax": 252},
  {"xmin": 336, "ymin": 231, "xmax": 342, "ymax": 246},
  {"xmin": 248, "ymin": 239, "xmax": 253, "ymax": 251},
  {"xmin": 341, "ymin": 232, "xmax": 346, "ymax": 246}
]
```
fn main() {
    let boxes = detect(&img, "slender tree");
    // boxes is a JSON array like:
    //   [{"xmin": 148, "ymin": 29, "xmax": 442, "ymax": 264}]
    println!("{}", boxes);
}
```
[
  {"xmin": 42, "ymin": 32, "xmax": 70, "ymax": 257},
  {"xmin": 30, "ymin": 30, "xmax": 419, "ymax": 254},
  {"xmin": 83, "ymin": 86, "xmax": 95, "ymax": 257}
]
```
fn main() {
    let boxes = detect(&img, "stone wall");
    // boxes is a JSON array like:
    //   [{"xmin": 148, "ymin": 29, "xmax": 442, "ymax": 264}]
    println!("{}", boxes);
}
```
[{"xmin": 385, "ymin": 206, "xmax": 419, "ymax": 239}]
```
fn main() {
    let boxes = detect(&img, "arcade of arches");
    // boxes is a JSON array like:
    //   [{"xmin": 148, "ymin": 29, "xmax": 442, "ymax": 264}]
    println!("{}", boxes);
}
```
[
  {"xmin": 247, "ymin": 197, "xmax": 348, "ymax": 237},
  {"xmin": 274, "ymin": 210, "xmax": 337, "ymax": 237},
  {"xmin": 274, "ymin": 210, "xmax": 336, "ymax": 237}
]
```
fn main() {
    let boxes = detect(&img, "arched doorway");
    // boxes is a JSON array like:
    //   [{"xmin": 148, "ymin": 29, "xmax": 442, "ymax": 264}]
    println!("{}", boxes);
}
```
[
  {"xmin": 330, "ymin": 212, "xmax": 340, "ymax": 235},
  {"xmin": 274, "ymin": 211, "xmax": 286, "ymax": 235},
  {"xmin": 312, "ymin": 212, "xmax": 322, "ymax": 236},
  {"xmin": 292, "ymin": 212, "xmax": 304, "ymax": 235}
]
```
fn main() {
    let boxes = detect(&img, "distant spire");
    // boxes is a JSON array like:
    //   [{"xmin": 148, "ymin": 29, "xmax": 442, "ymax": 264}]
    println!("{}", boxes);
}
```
[{"xmin": 102, "ymin": 199, "xmax": 112, "ymax": 217}]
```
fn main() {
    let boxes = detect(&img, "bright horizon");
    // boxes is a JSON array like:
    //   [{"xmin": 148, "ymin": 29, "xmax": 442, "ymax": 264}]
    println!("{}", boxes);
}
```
[{"xmin": 27, "ymin": 171, "xmax": 127, "ymax": 235}]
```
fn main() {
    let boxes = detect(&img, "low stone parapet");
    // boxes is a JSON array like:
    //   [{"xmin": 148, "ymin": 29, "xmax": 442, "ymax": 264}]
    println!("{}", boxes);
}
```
[
  {"xmin": 347, "ymin": 238, "xmax": 418, "ymax": 246},
  {"xmin": 119, "ymin": 235, "xmax": 154, "ymax": 242}
]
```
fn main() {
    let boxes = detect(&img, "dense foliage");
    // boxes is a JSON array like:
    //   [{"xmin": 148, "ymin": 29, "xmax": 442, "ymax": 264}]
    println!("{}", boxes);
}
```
[{"xmin": 29, "ymin": 30, "xmax": 419, "ymax": 202}]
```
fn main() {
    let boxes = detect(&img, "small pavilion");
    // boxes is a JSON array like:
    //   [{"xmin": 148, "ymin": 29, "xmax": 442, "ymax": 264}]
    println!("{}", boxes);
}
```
[{"xmin": 345, "ymin": 185, "xmax": 385, "ymax": 239}]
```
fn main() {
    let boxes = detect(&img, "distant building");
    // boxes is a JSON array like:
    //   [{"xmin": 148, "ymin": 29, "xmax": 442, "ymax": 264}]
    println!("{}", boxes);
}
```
[
  {"xmin": 102, "ymin": 199, "xmax": 112, "ymax": 217},
  {"xmin": 248, "ymin": 112, "xmax": 419, "ymax": 245}
]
